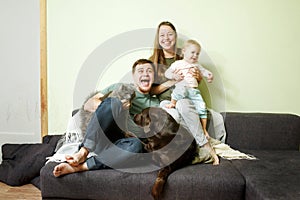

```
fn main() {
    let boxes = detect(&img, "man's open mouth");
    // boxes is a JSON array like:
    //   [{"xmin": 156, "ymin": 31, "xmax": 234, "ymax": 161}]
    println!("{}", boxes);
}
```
[{"xmin": 140, "ymin": 78, "xmax": 150, "ymax": 87}]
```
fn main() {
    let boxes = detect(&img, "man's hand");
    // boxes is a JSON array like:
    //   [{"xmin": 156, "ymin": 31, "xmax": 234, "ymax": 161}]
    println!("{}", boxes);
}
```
[
  {"xmin": 121, "ymin": 99, "xmax": 131, "ymax": 110},
  {"xmin": 83, "ymin": 93, "xmax": 103, "ymax": 112}
]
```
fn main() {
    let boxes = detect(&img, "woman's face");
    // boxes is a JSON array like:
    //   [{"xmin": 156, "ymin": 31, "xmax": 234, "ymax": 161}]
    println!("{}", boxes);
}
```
[
  {"xmin": 133, "ymin": 63, "xmax": 154, "ymax": 94},
  {"xmin": 158, "ymin": 25, "xmax": 176, "ymax": 52}
]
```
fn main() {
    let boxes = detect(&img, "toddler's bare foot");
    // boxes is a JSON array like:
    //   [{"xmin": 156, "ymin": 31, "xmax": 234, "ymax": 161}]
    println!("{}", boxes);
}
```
[
  {"xmin": 203, "ymin": 142, "xmax": 219, "ymax": 165},
  {"xmin": 204, "ymin": 129, "xmax": 210, "ymax": 140},
  {"xmin": 53, "ymin": 162, "xmax": 88, "ymax": 177},
  {"xmin": 65, "ymin": 147, "xmax": 89, "ymax": 167}
]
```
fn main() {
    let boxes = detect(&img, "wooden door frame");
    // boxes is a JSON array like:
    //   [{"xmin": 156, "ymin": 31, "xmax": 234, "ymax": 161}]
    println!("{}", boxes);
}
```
[{"xmin": 40, "ymin": 0, "xmax": 48, "ymax": 137}]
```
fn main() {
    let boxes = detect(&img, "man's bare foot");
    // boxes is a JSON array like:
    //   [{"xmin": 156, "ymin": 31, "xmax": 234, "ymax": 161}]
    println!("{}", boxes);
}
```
[
  {"xmin": 65, "ymin": 147, "xmax": 89, "ymax": 167},
  {"xmin": 53, "ymin": 162, "xmax": 88, "ymax": 177},
  {"xmin": 203, "ymin": 142, "xmax": 219, "ymax": 165}
]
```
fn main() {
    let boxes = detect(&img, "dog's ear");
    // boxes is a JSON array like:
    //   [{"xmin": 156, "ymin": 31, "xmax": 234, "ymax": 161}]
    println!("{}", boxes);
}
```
[{"xmin": 148, "ymin": 107, "xmax": 168, "ymax": 133}]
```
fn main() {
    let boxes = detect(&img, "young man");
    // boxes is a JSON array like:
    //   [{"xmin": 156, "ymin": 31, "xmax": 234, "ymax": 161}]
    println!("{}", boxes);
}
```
[{"xmin": 53, "ymin": 59, "xmax": 159, "ymax": 177}]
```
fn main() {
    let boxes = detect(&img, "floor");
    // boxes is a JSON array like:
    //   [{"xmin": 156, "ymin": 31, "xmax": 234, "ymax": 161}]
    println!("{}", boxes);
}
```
[{"xmin": 0, "ymin": 182, "xmax": 41, "ymax": 200}]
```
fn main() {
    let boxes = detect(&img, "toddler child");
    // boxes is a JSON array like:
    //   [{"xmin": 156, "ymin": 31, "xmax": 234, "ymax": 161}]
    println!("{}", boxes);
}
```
[{"xmin": 165, "ymin": 39, "xmax": 213, "ymax": 139}]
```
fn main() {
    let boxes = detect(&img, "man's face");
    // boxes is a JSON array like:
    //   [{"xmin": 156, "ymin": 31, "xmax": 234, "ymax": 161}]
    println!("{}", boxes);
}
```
[{"xmin": 133, "ymin": 63, "xmax": 154, "ymax": 94}]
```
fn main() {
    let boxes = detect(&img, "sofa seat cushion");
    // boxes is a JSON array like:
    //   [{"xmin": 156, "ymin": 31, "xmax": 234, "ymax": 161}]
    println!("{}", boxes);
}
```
[
  {"xmin": 41, "ymin": 159, "xmax": 245, "ymax": 200},
  {"xmin": 231, "ymin": 150, "xmax": 300, "ymax": 200},
  {"xmin": 41, "ymin": 162, "xmax": 158, "ymax": 200},
  {"xmin": 162, "ymin": 159, "xmax": 245, "ymax": 200}
]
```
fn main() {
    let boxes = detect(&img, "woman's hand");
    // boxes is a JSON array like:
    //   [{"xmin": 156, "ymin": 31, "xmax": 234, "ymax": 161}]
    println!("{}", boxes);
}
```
[
  {"xmin": 173, "ymin": 69, "xmax": 184, "ymax": 81},
  {"xmin": 191, "ymin": 67, "xmax": 203, "ymax": 83},
  {"xmin": 83, "ymin": 93, "xmax": 103, "ymax": 112}
]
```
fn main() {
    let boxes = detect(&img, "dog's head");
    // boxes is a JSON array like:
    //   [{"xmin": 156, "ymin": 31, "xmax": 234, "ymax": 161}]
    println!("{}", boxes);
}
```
[
  {"xmin": 134, "ymin": 107, "xmax": 179, "ymax": 151},
  {"xmin": 134, "ymin": 107, "xmax": 196, "ymax": 167},
  {"xmin": 134, "ymin": 107, "xmax": 178, "ymax": 132}
]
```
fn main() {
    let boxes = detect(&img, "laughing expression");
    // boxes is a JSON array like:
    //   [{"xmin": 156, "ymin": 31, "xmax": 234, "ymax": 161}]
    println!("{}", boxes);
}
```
[{"xmin": 133, "ymin": 63, "xmax": 154, "ymax": 94}]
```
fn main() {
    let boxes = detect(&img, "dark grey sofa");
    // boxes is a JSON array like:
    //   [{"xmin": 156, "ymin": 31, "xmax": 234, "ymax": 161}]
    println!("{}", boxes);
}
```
[{"xmin": 39, "ymin": 112, "xmax": 300, "ymax": 200}]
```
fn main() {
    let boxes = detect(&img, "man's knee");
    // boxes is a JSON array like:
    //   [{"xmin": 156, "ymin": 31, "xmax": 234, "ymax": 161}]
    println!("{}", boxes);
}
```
[
  {"xmin": 116, "ymin": 138, "xmax": 143, "ymax": 153},
  {"xmin": 128, "ymin": 138, "xmax": 143, "ymax": 153}
]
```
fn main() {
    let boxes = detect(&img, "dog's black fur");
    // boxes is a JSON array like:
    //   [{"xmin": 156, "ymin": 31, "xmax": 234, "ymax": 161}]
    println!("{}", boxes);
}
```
[{"xmin": 134, "ymin": 107, "xmax": 197, "ymax": 200}]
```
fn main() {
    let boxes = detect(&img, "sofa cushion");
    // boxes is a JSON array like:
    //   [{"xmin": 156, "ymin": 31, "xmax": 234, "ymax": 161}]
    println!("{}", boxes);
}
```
[
  {"xmin": 0, "ymin": 143, "xmax": 55, "ymax": 186},
  {"xmin": 162, "ymin": 160, "xmax": 245, "ymax": 200},
  {"xmin": 41, "ymin": 159, "xmax": 245, "ymax": 200},
  {"xmin": 231, "ymin": 150, "xmax": 300, "ymax": 200},
  {"xmin": 223, "ymin": 113, "xmax": 300, "ymax": 150}
]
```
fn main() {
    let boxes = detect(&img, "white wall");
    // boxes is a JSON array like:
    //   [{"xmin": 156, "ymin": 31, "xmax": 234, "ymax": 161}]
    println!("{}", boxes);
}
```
[
  {"xmin": 0, "ymin": 0, "xmax": 41, "ymax": 161},
  {"xmin": 47, "ymin": 0, "xmax": 300, "ymax": 134}
]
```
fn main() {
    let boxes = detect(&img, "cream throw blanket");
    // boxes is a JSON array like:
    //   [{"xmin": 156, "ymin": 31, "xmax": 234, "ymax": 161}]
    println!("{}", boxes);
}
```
[{"xmin": 192, "ymin": 137, "xmax": 257, "ymax": 164}]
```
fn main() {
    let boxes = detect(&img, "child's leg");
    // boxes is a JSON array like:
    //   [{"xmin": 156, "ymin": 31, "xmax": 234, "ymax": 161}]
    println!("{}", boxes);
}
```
[
  {"xmin": 200, "ymin": 118, "xmax": 210, "ymax": 139},
  {"xmin": 165, "ymin": 86, "xmax": 186, "ymax": 108},
  {"xmin": 202, "ymin": 142, "xmax": 219, "ymax": 165}
]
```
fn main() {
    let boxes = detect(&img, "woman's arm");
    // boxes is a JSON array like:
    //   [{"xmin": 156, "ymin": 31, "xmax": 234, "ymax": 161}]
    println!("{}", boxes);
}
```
[
  {"xmin": 151, "ymin": 63, "xmax": 185, "ymax": 95},
  {"xmin": 150, "ymin": 80, "xmax": 178, "ymax": 95}
]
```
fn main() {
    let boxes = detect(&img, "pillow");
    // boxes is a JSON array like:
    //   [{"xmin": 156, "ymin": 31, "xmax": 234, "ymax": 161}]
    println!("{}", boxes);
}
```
[{"xmin": 0, "ymin": 143, "xmax": 55, "ymax": 186}]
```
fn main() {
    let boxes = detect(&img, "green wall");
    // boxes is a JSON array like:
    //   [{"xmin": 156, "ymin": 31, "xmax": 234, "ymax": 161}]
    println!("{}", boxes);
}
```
[{"xmin": 48, "ymin": 0, "xmax": 300, "ymax": 134}]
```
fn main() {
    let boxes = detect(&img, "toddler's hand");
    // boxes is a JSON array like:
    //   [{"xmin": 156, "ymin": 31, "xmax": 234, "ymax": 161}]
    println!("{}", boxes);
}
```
[{"xmin": 204, "ymin": 71, "xmax": 214, "ymax": 83}]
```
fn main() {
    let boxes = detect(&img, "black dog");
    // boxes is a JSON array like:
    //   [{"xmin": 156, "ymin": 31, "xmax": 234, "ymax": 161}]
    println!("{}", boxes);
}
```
[{"xmin": 134, "ymin": 107, "xmax": 196, "ymax": 200}]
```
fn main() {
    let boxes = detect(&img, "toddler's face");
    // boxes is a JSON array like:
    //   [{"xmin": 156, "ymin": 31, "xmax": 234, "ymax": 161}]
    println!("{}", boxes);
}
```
[{"xmin": 183, "ymin": 44, "xmax": 200, "ymax": 64}]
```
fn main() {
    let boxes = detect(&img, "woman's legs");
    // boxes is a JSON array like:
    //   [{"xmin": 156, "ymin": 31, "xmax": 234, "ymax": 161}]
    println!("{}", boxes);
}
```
[
  {"xmin": 176, "ymin": 99, "xmax": 208, "ymax": 146},
  {"xmin": 176, "ymin": 99, "xmax": 219, "ymax": 165}
]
